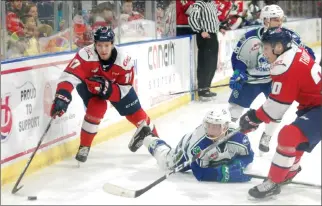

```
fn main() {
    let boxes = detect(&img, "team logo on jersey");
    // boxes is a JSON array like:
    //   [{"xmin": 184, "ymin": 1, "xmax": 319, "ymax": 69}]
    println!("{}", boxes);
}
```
[
  {"xmin": 92, "ymin": 67, "xmax": 99, "ymax": 73},
  {"xmin": 242, "ymin": 136, "xmax": 249, "ymax": 145},
  {"xmin": 257, "ymin": 54, "xmax": 270, "ymax": 72},
  {"xmin": 123, "ymin": 56, "xmax": 131, "ymax": 67},
  {"xmin": 192, "ymin": 146, "xmax": 201, "ymax": 155},
  {"xmin": 209, "ymin": 151, "xmax": 218, "ymax": 160},
  {"xmin": 1, "ymin": 95, "xmax": 13, "ymax": 142}
]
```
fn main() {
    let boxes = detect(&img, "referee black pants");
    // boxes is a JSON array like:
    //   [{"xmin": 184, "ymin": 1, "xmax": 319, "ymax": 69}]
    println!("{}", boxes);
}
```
[{"xmin": 196, "ymin": 32, "xmax": 219, "ymax": 94}]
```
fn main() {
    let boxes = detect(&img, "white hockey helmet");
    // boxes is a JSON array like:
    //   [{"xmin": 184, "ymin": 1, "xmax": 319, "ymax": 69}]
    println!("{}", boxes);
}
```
[
  {"xmin": 203, "ymin": 108, "xmax": 231, "ymax": 140},
  {"xmin": 260, "ymin": 4, "xmax": 284, "ymax": 21}
]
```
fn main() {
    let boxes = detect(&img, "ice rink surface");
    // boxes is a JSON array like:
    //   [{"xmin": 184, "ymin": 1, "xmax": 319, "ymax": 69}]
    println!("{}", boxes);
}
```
[{"xmin": 1, "ymin": 48, "xmax": 321, "ymax": 205}]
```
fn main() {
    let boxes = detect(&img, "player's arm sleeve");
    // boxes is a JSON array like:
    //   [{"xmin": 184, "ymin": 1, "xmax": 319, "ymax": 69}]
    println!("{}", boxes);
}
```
[
  {"xmin": 109, "ymin": 61, "xmax": 135, "ymax": 102},
  {"xmin": 188, "ymin": 4, "xmax": 202, "ymax": 33},
  {"xmin": 228, "ymin": 133, "xmax": 254, "ymax": 167},
  {"xmin": 231, "ymin": 36, "xmax": 248, "ymax": 72},
  {"xmin": 56, "ymin": 54, "xmax": 87, "ymax": 94},
  {"xmin": 256, "ymin": 67, "xmax": 298, "ymax": 123},
  {"xmin": 190, "ymin": 159, "xmax": 251, "ymax": 182},
  {"xmin": 191, "ymin": 133, "xmax": 253, "ymax": 182}
]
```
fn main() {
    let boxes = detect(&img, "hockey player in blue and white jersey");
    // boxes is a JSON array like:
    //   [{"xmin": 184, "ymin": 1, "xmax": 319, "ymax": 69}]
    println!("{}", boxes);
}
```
[
  {"xmin": 129, "ymin": 108, "xmax": 254, "ymax": 183},
  {"xmin": 228, "ymin": 4, "xmax": 315, "ymax": 154}
]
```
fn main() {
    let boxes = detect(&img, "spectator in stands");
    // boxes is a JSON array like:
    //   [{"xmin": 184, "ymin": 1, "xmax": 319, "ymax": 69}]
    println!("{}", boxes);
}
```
[
  {"xmin": 24, "ymin": 2, "xmax": 41, "ymax": 27},
  {"xmin": 72, "ymin": 15, "xmax": 93, "ymax": 48},
  {"xmin": 220, "ymin": 10, "xmax": 244, "ymax": 30},
  {"xmin": 120, "ymin": 0, "xmax": 144, "ymax": 23},
  {"xmin": 92, "ymin": 2, "xmax": 117, "ymax": 31},
  {"xmin": 215, "ymin": 0, "xmax": 231, "ymax": 22},
  {"xmin": 156, "ymin": 5, "xmax": 165, "ymax": 37},
  {"xmin": 244, "ymin": 3, "xmax": 261, "ymax": 26},
  {"xmin": 176, "ymin": 0, "xmax": 195, "ymax": 36},
  {"xmin": 163, "ymin": 0, "xmax": 176, "ymax": 37},
  {"xmin": 21, "ymin": 15, "xmax": 40, "ymax": 56},
  {"xmin": 6, "ymin": 0, "xmax": 25, "ymax": 37}
]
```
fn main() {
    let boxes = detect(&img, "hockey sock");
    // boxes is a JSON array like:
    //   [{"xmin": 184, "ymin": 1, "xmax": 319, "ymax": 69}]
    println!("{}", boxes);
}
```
[{"xmin": 268, "ymin": 125, "xmax": 307, "ymax": 183}]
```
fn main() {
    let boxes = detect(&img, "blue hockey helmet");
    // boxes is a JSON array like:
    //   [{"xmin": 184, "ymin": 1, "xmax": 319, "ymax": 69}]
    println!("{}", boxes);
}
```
[
  {"xmin": 261, "ymin": 27, "xmax": 292, "ymax": 51},
  {"xmin": 94, "ymin": 26, "xmax": 115, "ymax": 43}
]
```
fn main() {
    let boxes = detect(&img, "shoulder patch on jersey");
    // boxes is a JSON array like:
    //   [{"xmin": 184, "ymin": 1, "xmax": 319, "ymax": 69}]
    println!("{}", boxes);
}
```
[
  {"xmin": 192, "ymin": 146, "xmax": 201, "ymax": 155},
  {"xmin": 270, "ymin": 45, "xmax": 298, "ymax": 76},
  {"xmin": 242, "ymin": 136, "xmax": 249, "ymax": 145},
  {"xmin": 114, "ymin": 47, "xmax": 133, "ymax": 70},
  {"xmin": 78, "ymin": 44, "xmax": 99, "ymax": 62}
]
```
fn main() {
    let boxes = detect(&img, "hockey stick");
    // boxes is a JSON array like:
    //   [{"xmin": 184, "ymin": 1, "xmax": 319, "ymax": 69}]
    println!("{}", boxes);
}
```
[
  {"xmin": 168, "ymin": 77, "xmax": 271, "ymax": 96},
  {"xmin": 11, "ymin": 117, "xmax": 54, "ymax": 194},
  {"xmin": 103, "ymin": 127, "xmax": 241, "ymax": 198},
  {"xmin": 245, "ymin": 173, "xmax": 322, "ymax": 189}
]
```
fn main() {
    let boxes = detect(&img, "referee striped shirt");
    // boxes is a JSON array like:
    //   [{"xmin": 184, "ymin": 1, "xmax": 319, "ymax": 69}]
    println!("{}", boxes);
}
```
[{"xmin": 188, "ymin": 0, "xmax": 220, "ymax": 34}]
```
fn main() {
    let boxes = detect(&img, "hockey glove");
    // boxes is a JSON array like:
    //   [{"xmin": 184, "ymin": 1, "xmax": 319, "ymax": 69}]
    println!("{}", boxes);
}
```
[
  {"xmin": 239, "ymin": 109, "xmax": 262, "ymax": 133},
  {"xmin": 84, "ymin": 76, "xmax": 113, "ymax": 100},
  {"xmin": 215, "ymin": 160, "xmax": 251, "ymax": 183},
  {"xmin": 51, "ymin": 89, "xmax": 72, "ymax": 118},
  {"xmin": 229, "ymin": 70, "xmax": 248, "ymax": 91}
]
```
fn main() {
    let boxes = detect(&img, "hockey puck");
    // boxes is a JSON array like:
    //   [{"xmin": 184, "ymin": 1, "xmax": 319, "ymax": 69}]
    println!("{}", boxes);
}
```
[{"xmin": 28, "ymin": 196, "xmax": 37, "ymax": 201}]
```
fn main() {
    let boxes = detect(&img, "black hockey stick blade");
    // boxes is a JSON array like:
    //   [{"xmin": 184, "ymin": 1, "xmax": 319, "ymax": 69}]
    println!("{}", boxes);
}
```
[
  {"xmin": 246, "ymin": 173, "xmax": 322, "ymax": 189},
  {"xmin": 11, "ymin": 185, "xmax": 23, "ymax": 194},
  {"xmin": 103, "ymin": 175, "xmax": 167, "ymax": 198}
]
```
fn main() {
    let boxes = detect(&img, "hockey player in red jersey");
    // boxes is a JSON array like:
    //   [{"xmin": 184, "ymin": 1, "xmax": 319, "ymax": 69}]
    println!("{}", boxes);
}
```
[
  {"xmin": 50, "ymin": 26, "xmax": 158, "ymax": 163},
  {"xmin": 239, "ymin": 27, "xmax": 321, "ymax": 199}
]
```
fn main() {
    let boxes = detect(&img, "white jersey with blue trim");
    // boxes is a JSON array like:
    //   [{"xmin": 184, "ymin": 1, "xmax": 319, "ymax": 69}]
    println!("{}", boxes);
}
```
[
  {"xmin": 174, "ymin": 123, "xmax": 251, "ymax": 167},
  {"xmin": 231, "ymin": 26, "xmax": 315, "ymax": 84},
  {"xmin": 232, "ymin": 27, "xmax": 271, "ymax": 84}
]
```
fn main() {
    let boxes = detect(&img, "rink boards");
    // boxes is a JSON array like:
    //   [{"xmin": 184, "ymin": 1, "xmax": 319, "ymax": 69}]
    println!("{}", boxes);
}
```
[{"xmin": 1, "ymin": 18, "xmax": 321, "ymax": 186}]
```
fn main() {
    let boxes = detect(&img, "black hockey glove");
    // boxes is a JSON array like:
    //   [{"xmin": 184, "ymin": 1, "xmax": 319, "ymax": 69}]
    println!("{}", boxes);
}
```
[
  {"xmin": 51, "ymin": 89, "xmax": 72, "ymax": 118},
  {"xmin": 84, "ymin": 76, "xmax": 113, "ymax": 100},
  {"xmin": 239, "ymin": 109, "xmax": 262, "ymax": 133}
]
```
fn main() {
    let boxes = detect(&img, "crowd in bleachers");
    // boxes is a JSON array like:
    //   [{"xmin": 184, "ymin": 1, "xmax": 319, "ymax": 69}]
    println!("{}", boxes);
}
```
[
  {"xmin": 2, "ymin": 0, "xmax": 176, "ymax": 60},
  {"xmin": 1, "ymin": 0, "xmax": 320, "ymax": 61}
]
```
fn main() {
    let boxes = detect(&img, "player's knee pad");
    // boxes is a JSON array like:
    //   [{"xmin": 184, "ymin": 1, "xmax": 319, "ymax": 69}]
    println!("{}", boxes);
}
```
[
  {"xmin": 86, "ymin": 97, "xmax": 107, "ymax": 121},
  {"xmin": 278, "ymin": 125, "xmax": 308, "ymax": 149},
  {"xmin": 228, "ymin": 103, "xmax": 244, "ymax": 121}
]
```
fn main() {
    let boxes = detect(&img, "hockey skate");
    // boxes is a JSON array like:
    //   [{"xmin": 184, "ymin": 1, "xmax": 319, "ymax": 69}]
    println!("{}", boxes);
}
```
[
  {"xmin": 259, "ymin": 132, "xmax": 272, "ymax": 154},
  {"xmin": 128, "ymin": 122, "xmax": 153, "ymax": 152},
  {"xmin": 248, "ymin": 178, "xmax": 281, "ymax": 199},
  {"xmin": 75, "ymin": 145, "xmax": 90, "ymax": 163}
]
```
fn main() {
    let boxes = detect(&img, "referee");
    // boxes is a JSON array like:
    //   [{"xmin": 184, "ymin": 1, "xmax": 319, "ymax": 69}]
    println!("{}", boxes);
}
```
[{"xmin": 188, "ymin": 0, "xmax": 224, "ymax": 100}]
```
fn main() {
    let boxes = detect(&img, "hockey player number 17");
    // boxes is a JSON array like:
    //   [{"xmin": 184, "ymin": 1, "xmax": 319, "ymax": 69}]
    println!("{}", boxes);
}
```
[{"xmin": 69, "ymin": 59, "xmax": 81, "ymax": 69}]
